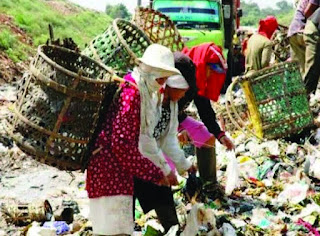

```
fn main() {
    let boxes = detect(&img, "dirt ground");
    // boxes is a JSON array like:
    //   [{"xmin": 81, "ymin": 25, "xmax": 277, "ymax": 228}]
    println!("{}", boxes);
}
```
[
  {"xmin": 0, "ymin": 14, "xmax": 30, "ymax": 84},
  {"xmin": 0, "ymin": 14, "xmax": 33, "ymax": 45},
  {"xmin": 0, "ymin": 130, "xmax": 88, "ymax": 235},
  {"xmin": 46, "ymin": 1, "xmax": 82, "ymax": 15}
]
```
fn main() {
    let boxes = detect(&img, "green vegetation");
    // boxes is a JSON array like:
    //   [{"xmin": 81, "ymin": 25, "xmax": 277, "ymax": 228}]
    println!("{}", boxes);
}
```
[
  {"xmin": 241, "ymin": 0, "xmax": 295, "ymax": 27},
  {"xmin": 105, "ymin": 3, "xmax": 131, "ymax": 20},
  {"xmin": 0, "ymin": 0, "xmax": 112, "ymax": 61},
  {"xmin": 0, "ymin": 27, "xmax": 30, "ymax": 62}
]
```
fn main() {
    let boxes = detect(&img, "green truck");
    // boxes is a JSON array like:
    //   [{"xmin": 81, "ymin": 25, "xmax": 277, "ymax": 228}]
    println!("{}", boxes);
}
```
[
  {"xmin": 152, "ymin": 0, "xmax": 241, "ymax": 53},
  {"xmin": 150, "ymin": 0, "xmax": 242, "ymax": 90},
  {"xmin": 151, "ymin": 0, "xmax": 242, "ymax": 90}
]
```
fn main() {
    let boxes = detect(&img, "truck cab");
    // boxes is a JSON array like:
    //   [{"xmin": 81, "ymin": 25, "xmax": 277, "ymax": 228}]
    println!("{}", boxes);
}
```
[
  {"xmin": 153, "ymin": 0, "xmax": 225, "ymax": 50},
  {"xmin": 152, "ymin": 0, "xmax": 241, "ymax": 92}
]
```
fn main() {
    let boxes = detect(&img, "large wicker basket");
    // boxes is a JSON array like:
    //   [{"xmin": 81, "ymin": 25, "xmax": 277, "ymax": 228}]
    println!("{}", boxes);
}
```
[
  {"xmin": 6, "ymin": 45, "xmax": 117, "ymax": 170},
  {"xmin": 83, "ymin": 18, "xmax": 151, "ymax": 75},
  {"xmin": 226, "ymin": 61, "xmax": 313, "ymax": 139},
  {"xmin": 132, "ymin": 7, "xmax": 185, "ymax": 52}
]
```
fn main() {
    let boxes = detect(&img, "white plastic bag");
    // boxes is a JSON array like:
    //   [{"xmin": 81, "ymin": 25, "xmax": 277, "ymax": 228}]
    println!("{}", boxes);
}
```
[
  {"xmin": 225, "ymin": 151, "xmax": 239, "ymax": 195},
  {"xmin": 181, "ymin": 204, "xmax": 219, "ymax": 236}
]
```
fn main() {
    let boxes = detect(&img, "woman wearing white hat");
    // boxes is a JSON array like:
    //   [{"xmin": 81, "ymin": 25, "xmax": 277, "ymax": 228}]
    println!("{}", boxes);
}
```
[
  {"xmin": 85, "ymin": 44, "xmax": 190, "ymax": 236},
  {"xmin": 134, "ymin": 74, "xmax": 197, "ymax": 233}
]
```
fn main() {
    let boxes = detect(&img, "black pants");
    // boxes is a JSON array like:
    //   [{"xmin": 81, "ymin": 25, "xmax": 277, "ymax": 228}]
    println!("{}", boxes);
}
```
[{"xmin": 133, "ymin": 178, "xmax": 179, "ymax": 232}]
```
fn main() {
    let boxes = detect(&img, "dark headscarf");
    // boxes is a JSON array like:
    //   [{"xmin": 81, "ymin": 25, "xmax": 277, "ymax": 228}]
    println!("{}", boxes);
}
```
[
  {"xmin": 174, "ymin": 52, "xmax": 198, "ymax": 94},
  {"xmin": 174, "ymin": 52, "xmax": 198, "ymax": 113}
]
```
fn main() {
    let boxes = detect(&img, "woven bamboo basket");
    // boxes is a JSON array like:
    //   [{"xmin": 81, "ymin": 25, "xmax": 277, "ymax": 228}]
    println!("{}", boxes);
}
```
[
  {"xmin": 226, "ymin": 61, "xmax": 313, "ymax": 139},
  {"xmin": 132, "ymin": 7, "xmax": 185, "ymax": 52},
  {"xmin": 1, "ymin": 200, "xmax": 52, "ymax": 226},
  {"xmin": 6, "ymin": 45, "xmax": 117, "ymax": 170},
  {"xmin": 216, "ymin": 102, "xmax": 249, "ymax": 135},
  {"xmin": 83, "ymin": 18, "xmax": 151, "ymax": 75}
]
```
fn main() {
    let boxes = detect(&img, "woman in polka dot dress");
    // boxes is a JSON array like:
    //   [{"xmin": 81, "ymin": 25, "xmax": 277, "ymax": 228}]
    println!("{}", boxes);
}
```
[{"xmin": 86, "ymin": 44, "xmax": 183, "ymax": 236}]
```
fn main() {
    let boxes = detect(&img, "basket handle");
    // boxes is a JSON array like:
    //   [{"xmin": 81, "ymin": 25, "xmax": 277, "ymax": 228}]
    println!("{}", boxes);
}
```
[{"xmin": 225, "ymin": 76, "xmax": 263, "ymax": 140}]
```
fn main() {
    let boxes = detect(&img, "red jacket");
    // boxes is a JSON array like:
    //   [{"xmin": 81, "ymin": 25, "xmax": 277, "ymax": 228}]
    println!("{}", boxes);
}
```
[{"xmin": 182, "ymin": 43, "xmax": 227, "ymax": 102}]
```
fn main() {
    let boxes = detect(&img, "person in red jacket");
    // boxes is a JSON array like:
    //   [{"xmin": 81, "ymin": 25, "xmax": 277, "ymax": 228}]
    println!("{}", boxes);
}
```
[{"xmin": 180, "ymin": 44, "xmax": 235, "ymax": 195}]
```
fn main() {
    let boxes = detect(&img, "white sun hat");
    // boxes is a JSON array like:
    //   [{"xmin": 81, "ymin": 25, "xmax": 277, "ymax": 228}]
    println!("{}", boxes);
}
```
[{"xmin": 138, "ymin": 44, "xmax": 181, "ymax": 76}]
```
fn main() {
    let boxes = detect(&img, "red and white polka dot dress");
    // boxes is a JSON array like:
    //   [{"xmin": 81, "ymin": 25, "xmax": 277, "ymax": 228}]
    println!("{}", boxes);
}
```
[{"xmin": 86, "ymin": 76, "xmax": 164, "ymax": 199}]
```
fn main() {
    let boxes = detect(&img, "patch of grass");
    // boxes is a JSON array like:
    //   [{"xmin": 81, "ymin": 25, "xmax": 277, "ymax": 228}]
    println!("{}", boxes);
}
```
[
  {"xmin": 0, "ymin": 0, "xmax": 112, "ymax": 61},
  {"xmin": 0, "ymin": 27, "xmax": 29, "ymax": 62}
]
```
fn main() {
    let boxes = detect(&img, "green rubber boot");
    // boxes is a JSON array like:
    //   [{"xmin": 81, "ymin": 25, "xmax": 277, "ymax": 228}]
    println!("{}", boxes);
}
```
[
  {"xmin": 196, "ymin": 147, "xmax": 225, "ymax": 200},
  {"xmin": 196, "ymin": 147, "xmax": 217, "ymax": 184}
]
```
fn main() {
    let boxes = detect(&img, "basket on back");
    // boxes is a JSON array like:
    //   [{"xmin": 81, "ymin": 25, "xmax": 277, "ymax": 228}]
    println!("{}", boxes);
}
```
[
  {"xmin": 132, "ymin": 7, "xmax": 185, "ymax": 52},
  {"xmin": 6, "ymin": 45, "xmax": 117, "ymax": 170},
  {"xmin": 226, "ymin": 61, "xmax": 313, "ymax": 139},
  {"xmin": 83, "ymin": 18, "xmax": 151, "ymax": 75}
]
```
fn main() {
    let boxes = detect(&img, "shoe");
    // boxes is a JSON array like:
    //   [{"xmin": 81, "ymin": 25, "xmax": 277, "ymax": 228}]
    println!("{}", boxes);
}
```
[{"xmin": 202, "ymin": 182, "xmax": 226, "ymax": 201}]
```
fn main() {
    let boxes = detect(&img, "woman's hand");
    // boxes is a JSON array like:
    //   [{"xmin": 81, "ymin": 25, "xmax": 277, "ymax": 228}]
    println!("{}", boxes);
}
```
[
  {"xmin": 187, "ymin": 164, "xmax": 197, "ymax": 174},
  {"xmin": 177, "ymin": 130, "xmax": 190, "ymax": 144},
  {"xmin": 158, "ymin": 171, "xmax": 179, "ymax": 186},
  {"xmin": 167, "ymin": 171, "xmax": 179, "ymax": 186},
  {"xmin": 220, "ymin": 136, "xmax": 235, "ymax": 150},
  {"xmin": 158, "ymin": 176, "xmax": 170, "ymax": 186}
]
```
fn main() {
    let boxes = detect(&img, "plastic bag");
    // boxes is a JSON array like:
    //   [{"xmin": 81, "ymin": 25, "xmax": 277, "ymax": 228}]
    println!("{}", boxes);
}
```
[
  {"xmin": 181, "ymin": 204, "xmax": 219, "ymax": 236},
  {"xmin": 225, "ymin": 151, "xmax": 240, "ymax": 195}
]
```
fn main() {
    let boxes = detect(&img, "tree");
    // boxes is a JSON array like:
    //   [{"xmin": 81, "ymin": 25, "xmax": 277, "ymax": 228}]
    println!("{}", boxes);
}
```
[
  {"xmin": 240, "ymin": 0, "xmax": 294, "ymax": 27},
  {"xmin": 276, "ymin": 0, "xmax": 291, "ymax": 13},
  {"xmin": 105, "ymin": 3, "xmax": 131, "ymax": 20}
]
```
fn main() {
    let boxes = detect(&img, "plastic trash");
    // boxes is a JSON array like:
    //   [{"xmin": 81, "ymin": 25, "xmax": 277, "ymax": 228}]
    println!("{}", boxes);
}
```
[
  {"xmin": 257, "ymin": 160, "xmax": 275, "ymax": 180},
  {"xmin": 144, "ymin": 219, "xmax": 164, "ymax": 235},
  {"xmin": 261, "ymin": 140, "xmax": 280, "ymax": 156},
  {"xmin": 251, "ymin": 208, "xmax": 273, "ymax": 229},
  {"xmin": 296, "ymin": 218, "xmax": 320, "ymax": 236},
  {"xmin": 43, "ymin": 221, "xmax": 70, "ymax": 235},
  {"xmin": 164, "ymin": 225, "xmax": 179, "ymax": 236},
  {"xmin": 305, "ymin": 156, "xmax": 320, "ymax": 180},
  {"xmin": 286, "ymin": 143, "xmax": 298, "ymax": 155},
  {"xmin": 181, "ymin": 203, "xmax": 219, "ymax": 236},
  {"xmin": 238, "ymin": 158, "xmax": 258, "ymax": 179},
  {"xmin": 225, "ymin": 151, "xmax": 239, "ymax": 195},
  {"xmin": 221, "ymin": 223, "xmax": 237, "ymax": 236},
  {"xmin": 277, "ymin": 182, "xmax": 309, "ymax": 204},
  {"xmin": 27, "ymin": 222, "xmax": 56, "ymax": 236}
]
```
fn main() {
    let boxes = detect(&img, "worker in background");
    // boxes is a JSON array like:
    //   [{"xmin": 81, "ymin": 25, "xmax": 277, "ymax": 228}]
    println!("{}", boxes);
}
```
[
  {"xmin": 303, "ymin": 7, "xmax": 320, "ymax": 94},
  {"xmin": 241, "ymin": 30, "xmax": 253, "ymax": 56},
  {"xmin": 288, "ymin": 0, "xmax": 320, "ymax": 74},
  {"xmin": 182, "ymin": 44, "xmax": 235, "ymax": 198},
  {"xmin": 245, "ymin": 16, "xmax": 279, "ymax": 75}
]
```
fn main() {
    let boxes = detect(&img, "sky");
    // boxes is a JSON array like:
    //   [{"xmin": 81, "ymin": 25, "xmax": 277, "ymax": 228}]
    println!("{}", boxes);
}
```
[{"xmin": 68, "ymin": 0, "xmax": 294, "ymax": 13}]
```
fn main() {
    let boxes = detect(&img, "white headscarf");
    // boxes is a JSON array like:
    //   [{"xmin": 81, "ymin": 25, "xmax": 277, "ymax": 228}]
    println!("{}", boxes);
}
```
[
  {"xmin": 166, "ymin": 74, "xmax": 189, "ymax": 89},
  {"xmin": 132, "ymin": 64, "xmax": 164, "ymax": 137}
]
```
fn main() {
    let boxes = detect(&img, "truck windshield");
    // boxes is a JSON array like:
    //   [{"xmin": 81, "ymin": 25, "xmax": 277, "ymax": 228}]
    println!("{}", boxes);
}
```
[{"xmin": 154, "ymin": 1, "xmax": 221, "ymax": 30}]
